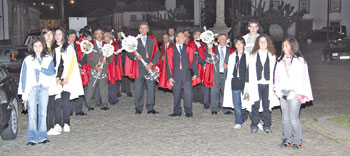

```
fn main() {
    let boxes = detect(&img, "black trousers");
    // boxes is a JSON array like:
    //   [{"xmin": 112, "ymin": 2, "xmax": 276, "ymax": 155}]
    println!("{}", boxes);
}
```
[
  {"xmin": 55, "ymin": 91, "xmax": 71, "ymax": 126},
  {"xmin": 117, "ymin": 76, "xmax": 132, "ymax": 94},
  {"xmin": 46, "ymin": 95, "xmax": 55, "ymax": 130},
  {"xmin": 71, "ymin": 96, "xmax": 84, "ymax": 113}
]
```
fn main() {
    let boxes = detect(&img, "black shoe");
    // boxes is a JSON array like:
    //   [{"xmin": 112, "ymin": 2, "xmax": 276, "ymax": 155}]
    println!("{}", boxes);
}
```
[
  {"xmin": 127, "ymin": 93, "xmax": 133, "ymax": 97},
  {"xmin": 147, "ymin": 110, "xmax": 159, "ymax": 114},
  {"xmin": 27, "ymin": 142, "xmax": 36, "ymax": 146},
  {"xmin": 75, "ymin": 111, "xmax": 87, "ymax": 116},
  {"xmin": 203, "ymin": 106, "xmax": 210, "ymax": 109},
  {"xmin": 169, "ymin": 113, "xmax": 181, "ymax": 117},
  {"xmin": 264, "ymin": 129, "xmax": 272, "ymax": 134},
  {"xmin": 117, "ymin": 93, "xmax": 122, "ymax": 97},
  {"xmin": 280, "ymin": 139, "xmax": 292, "ymax": 148},
  {"xmin": 101, "ymin": 107, "xmax": 110, "ymax": 111},
  {"xmin": 21, "ymin": 110, "xmax": 28, "ymax": 114},
  {"xmin": 70, "ymin": 112, "xmax": 73, "ymax": 116},
  {"xmin": 88, "ymin": 108, "xmax": 94, "ymax": 111},
  {"xmin": 39, "ymin": 140, "xmax": 50, "ymax": 144},
  {"xmin": 211, "ymin": 112, "xmax": 217, "ymax": 115},
  {"xmin": 224, "ymin": 111, "xmax": 233, "ymax": 115},
  {"xmin": 135, "ymin": 110, "xmax": 142, "ymax": 114},
  {"xmin": 111, "ymin": 102, "xmax": 117, "ymax": 105},
  {"xmin": 185, "ymin": 114, "xmax": 193, "ymax": 118}
]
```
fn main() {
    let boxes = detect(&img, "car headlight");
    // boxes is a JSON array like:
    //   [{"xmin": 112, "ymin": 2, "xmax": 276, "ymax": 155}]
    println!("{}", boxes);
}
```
[
  {"xmin": 332, "ymin": 53, "xmax": 339, "ymax": 56},
  {"xmin": 0, "ymin": 90, "xmax": 8, "ymax": 105}
]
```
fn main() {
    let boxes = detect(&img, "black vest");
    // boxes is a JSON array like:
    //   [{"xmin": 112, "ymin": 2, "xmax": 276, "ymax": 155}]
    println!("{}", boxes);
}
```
[
  {"xmin": 256, "ymin": 52, "xmax": 270, "ymax": 81},
  {"xmin": 231, "ymin": 53, "xmax": 246, "ymax": 90}
]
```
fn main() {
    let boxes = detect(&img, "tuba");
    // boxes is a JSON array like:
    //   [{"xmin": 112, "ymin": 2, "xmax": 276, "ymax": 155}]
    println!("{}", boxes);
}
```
[{"xmin": 117, "ymin": 32, "xmax": 160, "ymax": 82}]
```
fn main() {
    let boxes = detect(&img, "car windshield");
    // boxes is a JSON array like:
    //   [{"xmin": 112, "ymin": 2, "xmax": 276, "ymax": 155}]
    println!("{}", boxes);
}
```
[{"xmin": 329, "ymin": 42, "xmax": 349, "ymax": 48}]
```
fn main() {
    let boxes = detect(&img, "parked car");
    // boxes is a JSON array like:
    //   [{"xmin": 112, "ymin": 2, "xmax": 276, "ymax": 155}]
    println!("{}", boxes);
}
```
[
  {"xmin": 299, "ymin": 25, "xmax": 347, "ymax": 44},
  {"xmin": 0, "ymin": 32, "xmax": 41, "ymax": 69},
  {"xmin": 322, "ymin": 39, "xmax": 350, "ymax": 63},
  {"xmin": 0, "ymin": 65, "xmax": 19, "ymax": 140}
]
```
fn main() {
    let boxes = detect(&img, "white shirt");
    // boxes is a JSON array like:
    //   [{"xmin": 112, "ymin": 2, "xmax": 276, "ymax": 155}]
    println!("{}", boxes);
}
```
[
  {"xmin": 176, "ymin": 44, "xmax": 183, "ymax": 54},
  {"xmin": 257, "ymin": 50, "xmax": 269, "ymax": 84},
  {"xmin": 195, "ymin": 41, "xmax": 201, "ymax": 48},
  {"xmin": 243, "ymin": 33, "xmax": 259, "ymax": 54},
  {"xmin": 219, "ymin": 46, "xmax": 227, "ymax": 73},
  {"xmin": 96, "ymin": 40, "xmax": 103, "ymax": 49}
]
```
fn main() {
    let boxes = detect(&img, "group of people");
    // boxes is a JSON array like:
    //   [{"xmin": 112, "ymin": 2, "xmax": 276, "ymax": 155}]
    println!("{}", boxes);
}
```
[{"xmin": 18, "ymin": 20, "xmax": 313, "ymax": 150}]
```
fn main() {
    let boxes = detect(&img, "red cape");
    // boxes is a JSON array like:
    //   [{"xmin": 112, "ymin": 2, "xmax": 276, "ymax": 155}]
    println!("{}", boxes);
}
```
[
  {"xmin": 76, "ymin": 40, "xmax": 92, "ymax": 86},
  {"xmin": 158, "ymin": 45, "xmax": 199, "ymax": 90},
  {"xmin": 156, "ymin": 42, "xmax": 174, "ymax": 79},
  {"xmin": 201, "ymin": 46, "xmax": 235, "ymax": 88},
  {"xmin": 124, "ymin": 36, "xmax": 159, "ymax": 79},
  {"xmin": 105, "ymin": 41, "xmax": 123, "ymax": 84}
]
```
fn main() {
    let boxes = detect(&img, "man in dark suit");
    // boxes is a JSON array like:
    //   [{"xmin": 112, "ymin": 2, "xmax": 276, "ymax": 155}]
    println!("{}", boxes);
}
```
[
  {"xmin": 198, "ymin": 34, "xmax": 234, "ymax": 115},
  {"xmin": 166, "ymin": 32, "xmax": 198, "ymax": 117},
  {"xmin": 126, "ymin": 23, "xmax": 160, "ymax": 114}
]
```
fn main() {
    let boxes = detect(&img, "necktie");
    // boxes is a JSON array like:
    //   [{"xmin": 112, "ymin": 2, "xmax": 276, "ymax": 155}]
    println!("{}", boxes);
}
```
[
  {"xmin": 179, "ymin": 45, "xmax": 182, "ymax": 69},
  {"xmin": 220, "ymin": 47, "xmax": 224, "ymax": 72}
]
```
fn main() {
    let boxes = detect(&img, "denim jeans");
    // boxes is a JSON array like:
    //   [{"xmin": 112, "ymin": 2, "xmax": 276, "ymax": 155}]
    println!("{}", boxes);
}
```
[
  {"xmin": 280, "ymin": 97, "xmax": 302, "ymax": 144},
  {"xmin": 250, "ymin": 84, "xmax": 271, "ymax": 130},
  {"xmin": 232, "ymin": 90, "xmax": 243, "ymax": 124},
  {"xmin": 27, "ymin": 86, "xmax": 49, "ymax": 143}
]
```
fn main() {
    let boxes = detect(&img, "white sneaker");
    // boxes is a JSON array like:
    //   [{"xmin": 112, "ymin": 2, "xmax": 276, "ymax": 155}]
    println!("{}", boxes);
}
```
[
  {"xmin": 257, "ymin": 121, "xmax": 263, "ymax": 130},
  {"xmin": 53, "ymin": 124, "xmax": 62, "ymax": 132},
  {"xmin": 233, "ymin": 124, "xmax": 242, "ymax": 129},
  {"xmin": 47, "ymin": 128, "xmax": 61, "ymax": 135},
  {"xmin": 63, "ymin": 124, "xmax": 70, "ymax": 132}
]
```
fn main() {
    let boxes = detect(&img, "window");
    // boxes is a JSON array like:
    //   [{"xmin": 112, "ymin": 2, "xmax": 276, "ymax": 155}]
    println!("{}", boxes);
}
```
[
  {"xmin": 130, "ymin": 15, "xmax": 137, "ymax": 21},
  {"xmin": 330, "ymin": 0, "xmax": 341, "ymax": 13},
  {"xmin": 299, "ymin": 0, "xmax": 310, "ymax": 13},
  {"xmin": 272, "ymin": 0, "xmax": 281, "ymax": 10},
  {"xmin": 142, "ymin": 14, "xmax": 146, "ymax": 21}
]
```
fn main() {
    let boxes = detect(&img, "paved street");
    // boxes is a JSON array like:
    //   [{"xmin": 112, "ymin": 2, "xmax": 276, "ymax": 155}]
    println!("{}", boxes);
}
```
[{"xmin": 0, "ymin": 43, "xmax": 350, "ymax": 156}]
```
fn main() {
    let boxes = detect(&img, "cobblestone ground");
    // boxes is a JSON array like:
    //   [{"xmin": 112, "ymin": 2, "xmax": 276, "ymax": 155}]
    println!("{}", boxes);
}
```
[{"xmin": 0, "ymin": 43, "xmax": 349, "ymax": 156}]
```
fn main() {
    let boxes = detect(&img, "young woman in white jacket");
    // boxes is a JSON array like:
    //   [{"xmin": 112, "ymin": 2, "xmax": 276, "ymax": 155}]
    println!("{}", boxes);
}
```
[
  {"xmin": 18, "ymin": 37, "xmax": 56, "ymax": 145},
  {"xmin": 245, "ymin": 34, "xmax": 279, "ymax": 134},
  {"xmin": 274, "ymin": 37, "xmax": 313, "ymax": 149}
]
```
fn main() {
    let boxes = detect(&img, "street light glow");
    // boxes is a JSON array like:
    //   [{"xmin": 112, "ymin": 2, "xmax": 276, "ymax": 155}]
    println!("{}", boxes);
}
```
[
  {"xmin": 41, "ymin": 2, "xmax": 45, "ymax": 6},
  {"xmin": 70, "ymin": 0, "xmax": 75, "ymax": 4},
  {"xmin": 50, "ymin": 5, "xmax": 54, "ymax": 9}
]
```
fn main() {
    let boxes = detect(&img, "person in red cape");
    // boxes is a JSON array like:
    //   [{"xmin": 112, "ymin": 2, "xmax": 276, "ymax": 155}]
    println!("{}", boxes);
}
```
[
  {"xmin": 156, "ymin": 34, "xmax": 174, "ymax": 83},
  {"xmin": 163, "ymin": 32, "xmax": 198, "ymax": 117},
  {"xmin": 124, "ymin": 22, "xmax": 160, "ymax": 114},
  {"xmin": 198, "ymin": 34, "xmax": 235, "ymax": 115},
  {"xmin": 190, "ymin": 30, "xmax": 206, "ymax": 104},
  {"xmin": 82, "ymin": 28, "xmax": 113, "ymax": 111},
  {"xmin": 104, "ymin": 32, "xmax": 122, "ymax": 105}
]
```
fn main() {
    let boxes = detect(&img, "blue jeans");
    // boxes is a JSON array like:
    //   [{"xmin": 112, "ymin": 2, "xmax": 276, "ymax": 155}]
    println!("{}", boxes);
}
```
[
  {"xmin": 280, "ymin": 97, "xmax": 302, "ymax": 144},
  {"xmin": 27, "ymin": 86, "xmax": 49, "ymax": 143},
  {"xmin": 232, "ymin": 90, "xmax": 243, "ymax": 124}
]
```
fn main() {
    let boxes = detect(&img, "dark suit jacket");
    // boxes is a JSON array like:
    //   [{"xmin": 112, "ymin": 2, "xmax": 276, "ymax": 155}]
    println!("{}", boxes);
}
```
[
  {"xmin": 166, "ymin": 44, "xmax": 198, "ymax": 82},
  {"xmin": 126, "ymin": 36, "xmax": 160, "ymax": 76}
]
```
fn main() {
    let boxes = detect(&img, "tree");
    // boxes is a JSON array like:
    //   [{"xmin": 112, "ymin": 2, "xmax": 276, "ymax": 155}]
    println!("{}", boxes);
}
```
[{"xmin": 274, "ymin": 1, "xmax": 305, "ymax": 38}]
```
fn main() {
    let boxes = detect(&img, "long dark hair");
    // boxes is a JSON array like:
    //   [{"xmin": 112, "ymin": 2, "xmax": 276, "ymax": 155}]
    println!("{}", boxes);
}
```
[
  {"xmin": 251, "ymin": 34, "xmax": 276, "ymax": 55},
  {"xmin": 54, "ymin": 27, "xmax": 69, "ymax": 53},
  {"xmin": 28, "ymin": 36, "xmax": 47, "ymax": 58},
  {"xmin": 278, "ymin": 37, "xmax": 304, "ymax": 62},
  {"xmin": 41, "ymin": 27, "xmax": 54, "ymax": 52}
]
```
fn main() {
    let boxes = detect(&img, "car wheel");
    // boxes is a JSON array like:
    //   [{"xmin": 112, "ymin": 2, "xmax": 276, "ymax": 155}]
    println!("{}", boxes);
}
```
[
  {"xmin": 306, "ymin": 38, "xmax": 312, "ymax": 44},
  {"xmin": 1, "ymin": 98, "xmax": 19, "ymax": 140}
]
